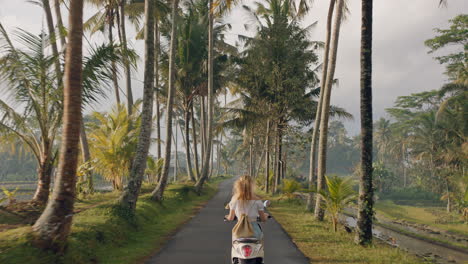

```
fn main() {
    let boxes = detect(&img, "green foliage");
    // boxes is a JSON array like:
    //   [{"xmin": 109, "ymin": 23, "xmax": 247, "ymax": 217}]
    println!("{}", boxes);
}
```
[
  {"xmin": 380, "ymin": 187, "xmax": 442, "ymax": 206},
  {"xmin": 281, "ymin": 179, "xmax": 302, "ymax": 197},
  {"xmin": 0, "ymin": 182, "xmax": 220, "ymax": 264},
  {"xmin": 145, "ymin": 156, "xmax": 164, "ymax": 184},
  {"xmin": 88, "ymin": 104, "xmax": 141, "ymax": 191},
  {"xmin": 269, "ymin": 199, "xmax": 422, "ymax": 263},
  {"xmin": 76, "ymin": 160, "xmax": 95, "ymax": 197},
  {"xmin": 317, "ymin": 175, "xmax": 356, "ymax": 232},
  {"xmin": 373, "ymin": 162, "xmax": 397, "ymax": 194},
  {"xmin": 425, "ymin": 14, "xmax": 467, "ymax": 84},
  {"xmin": 1, "ymin": 187, "xmax": 19, "ymax": 205}
]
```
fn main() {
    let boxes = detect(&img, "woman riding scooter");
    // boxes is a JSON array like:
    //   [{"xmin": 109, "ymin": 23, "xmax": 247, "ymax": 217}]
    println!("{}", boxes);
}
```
[{"xmin": 225, "ymin": 175, "xmax": 270, "ymax": 264}]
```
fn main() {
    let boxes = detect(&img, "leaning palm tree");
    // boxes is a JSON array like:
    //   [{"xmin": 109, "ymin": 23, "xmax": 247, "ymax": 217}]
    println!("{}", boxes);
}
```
[
  {"xmin": 307, "ymin": 0, "xmax": 336, "ymax": 211},
  {"xmin": 151, "ymin": 0, "xmax": 180, "ymax": 201},
  {"xmin": 355, "ymin": 0, "xmax": 374, "ymax": 246},
  {"xmin": 120, "ymin": 0, "xmax": 155, "ymax": 211},
  {"xmin": 195, "ymin": 0, "xmax": 215, "ymax": 194},
  {"xmin": 0, "ymin": 26, "xmax": 62, "ymax": 205},
  {"xmin": 316, "ymin": 175, "xmax": 356, "ymax": 232},
  {"xmin": 33, "ymin": 0, "xmax": 84, "ymax": 251},
  {"xmin": 314, "ymin": 0, "xmax": 347, "ymax": 221},
  {"xmin": 0, "ymin": 24, "xmax": 125, "ymax": 204}
]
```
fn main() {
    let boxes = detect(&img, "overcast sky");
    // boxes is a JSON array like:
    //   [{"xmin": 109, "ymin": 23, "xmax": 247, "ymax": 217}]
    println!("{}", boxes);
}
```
[{"xmin": 0, "ymin": 0, "xmax": 467, "ymax": 140}]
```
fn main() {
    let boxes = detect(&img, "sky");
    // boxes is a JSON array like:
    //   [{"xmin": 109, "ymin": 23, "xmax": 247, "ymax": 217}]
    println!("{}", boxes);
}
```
[{"xmin": 0, "ymin": 0, "xmax": 466, "ymax": 141}]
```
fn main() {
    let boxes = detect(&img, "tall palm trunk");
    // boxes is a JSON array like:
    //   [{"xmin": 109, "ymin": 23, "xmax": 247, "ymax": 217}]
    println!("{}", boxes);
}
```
[
  {"xmin": 151, "ymin": 0, "xmax": 179, "ymax": 201},
  {"xmin": 315, "ymin": 0, "xmax": 345, "ymax": 221},
  {"xmin": 42, "ymin": 0, "xmax": 62, "ymax": 85},
  {"xmin": 265, "ymin": 120, "xmax": 271, "ymax": 193},
  {"xmin": 108, "ymin": 11, "xmax": 120, "ymax": 104},
  {"xmin": 195, "ymin": 0, "xmax": 214, "ymax": 193},
  {"xmin": 273, "ymin": 123, "xmax": 279, "ymax": 193},
  {"xmin": 154, "ymin": 22, "xmax": 162, "ymax": 178},
  {"xmin": 120, "ymin": 0, "xmax": 134, "ymax": 114},
  {"xmin": 33, "ymin": 0, "xmax": 84, "ymax": 251},
  {"xmin": 191, "ymin": 103, "xmax": 200, "ymax": 179},
  {"xmin": 276, "ymin": 123, "xmax": 283, "ymax": 189},
  {"xmin": 355, "ymin": 0, "xmax": 374, "ymax": 245},
  {"xmin": 249, "ymin": 133, "xmax": 254, "ymax": 176},
  {"xmin": 32, "ymin": 149, "xmax": 53, "ymax": 204},
  {"xmin": 185, "ymin": 103, "xmax": 196, "ymax": 181},
  {"xmin": 200, "ymin": 96, "xmax": 206, "ymax": 159},
  {"xmin": 173, "ymin": 120, "xmax": 178, "ymax": 181},
  {"xmin": 80, "ymin": 122, "xmax": 93, "ymax": 192},
  {"xmin": 53, "ymin": 0, "xmax": 66, "ymax": 49},
  {"xmin": 307, "ymin": 0, "xmax": 336, "ymax": 211},
  {"xmin": 120, "ymin": 0, "xmax": 155, "ymax": 211}
]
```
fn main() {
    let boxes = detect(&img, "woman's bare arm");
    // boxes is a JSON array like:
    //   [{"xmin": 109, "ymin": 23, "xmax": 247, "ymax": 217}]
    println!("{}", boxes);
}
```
[
  {"xmin": 225, "ymin": 209, "xmax": 236, "ymax": 221},
  {"xmin": 258, "ymin": 210, "xmax": 269, "ymax": 222}
]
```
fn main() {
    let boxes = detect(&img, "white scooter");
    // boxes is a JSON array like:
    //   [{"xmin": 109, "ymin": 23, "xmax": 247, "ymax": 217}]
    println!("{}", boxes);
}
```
[{"xmin": 225, "ymin": 200, "xmax": 271, "ymax": 264}]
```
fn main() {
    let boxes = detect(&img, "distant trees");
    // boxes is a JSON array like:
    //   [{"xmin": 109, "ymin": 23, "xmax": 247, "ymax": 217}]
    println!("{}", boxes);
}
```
[{"xmin": 373, "ymin": 14, "xmax": 467, "ymax": 214}]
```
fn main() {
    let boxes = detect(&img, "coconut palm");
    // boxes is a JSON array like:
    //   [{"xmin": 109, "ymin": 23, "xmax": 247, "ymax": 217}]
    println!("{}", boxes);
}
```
[
  {"xmin": 314, "ymin": 0, "xmax": 346, "ymax": 221},
  {"xmin": 151, "ymin": 0, "xmax": 180, "ymax": 201},
  {"xmin": 32, "ymin": 0, "xmax": 84, "ymax": 251},
  {"xmin": 119, "ymin": 0, "xmax": 156, "ymax": 211},
  {"xmin": 356, "ymin": 0, "xmax": 374, "ymax": 246},
  {"xmin": 317, "ymin": 175, "xmax": 356, "ymax": 232},
  {"xmin": 195, "ymin": 0, "xmax": 215, "ymax": 193},
  {"xmin": 88, "ymin": 104, "xmax": 140, "ymax": 190},
  {"xmin": 146, "ymin": 156, "xmax": 164, "ymax": 183},
  {"xmin": 84, "ymin": 0, "xmax": 124, "ymax": 104},
  {"xmin": 307, "ymin": 0, "xmax": 336, "ymax": 211},
  {"xmin": 0, "ymin": 24, "xmax": 121, "ymax": 204}
]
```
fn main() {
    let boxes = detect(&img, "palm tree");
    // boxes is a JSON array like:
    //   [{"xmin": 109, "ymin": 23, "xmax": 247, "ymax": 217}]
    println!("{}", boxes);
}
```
[
  {"xmin": 195, "ymin": 0, "xmax": 215, "ymax": 193},
  {"xmin": 317, "ymin": 175, "xmax": 356, "ymax": 232},
  {"xmin": 119, "ymin": 0, "xmax": 155, "ymax": 211},
  {"xmin": 151, "ymin": 0, "xmax": 180, "ymax": 201},
  {"xmin": 307, "ymin": 0, "xmax": 336, "ymax": 211},
  {"xmin": 89, "ymin": 104, "xmax": 140, "ymax": 190},
  {"xmin": 41, "ymin": 0, "xmax": 62, "ymax": 85},
  {"xmin": 32, "ymin": 0, "xmax": 84, "ymax": 251},
  {"xmin": 355, "ymin": 0, "xmax": 374, "ymax": 246},
  {"xmin": 314, "ymin": 0, "xmax": 346, "ymax": 221},
  {"xmin": 0, "ymin": 25, "xmax": 119, "ymax": 204},
  {"xmin": 146, "ymin": 156, "xmax": 164, "ymax": 183},
  {"xmin": 53, "ymin": 0, "xmax": 67, "ymax": 48},
  {"xmin": 84, "ymin": 0, "xmax": 123, "ymax": 104}
]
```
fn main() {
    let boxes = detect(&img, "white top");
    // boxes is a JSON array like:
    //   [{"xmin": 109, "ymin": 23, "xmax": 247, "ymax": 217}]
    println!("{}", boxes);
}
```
[{"xmin": 229, "ymin": 199, "xmax": 264, "ymax": 222}]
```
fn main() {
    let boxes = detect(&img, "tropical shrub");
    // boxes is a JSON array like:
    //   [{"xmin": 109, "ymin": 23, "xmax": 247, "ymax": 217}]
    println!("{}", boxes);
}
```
[
  {"xmin": 88, "ymin": 104, "xmax": 141, "ymax": 191},
  {"xmin": 317, "ymin": 175, "xmax": 356, "ymax": 232}
]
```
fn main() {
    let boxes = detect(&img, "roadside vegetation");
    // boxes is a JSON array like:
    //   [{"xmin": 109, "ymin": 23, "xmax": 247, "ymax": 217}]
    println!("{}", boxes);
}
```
[
  {"xmin": 0, "ymin": 177, "xmax": 228, "ymax": 264},
  {"xmin": 268, "ymin": 199, "xmax": 424, "ymax": 264}
]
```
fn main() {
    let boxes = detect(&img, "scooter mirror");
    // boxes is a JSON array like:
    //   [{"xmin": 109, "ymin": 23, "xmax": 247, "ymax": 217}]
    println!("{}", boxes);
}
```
[{"xmin": 263, "ymin": 200, "xmax": 271, "ymax": 208}]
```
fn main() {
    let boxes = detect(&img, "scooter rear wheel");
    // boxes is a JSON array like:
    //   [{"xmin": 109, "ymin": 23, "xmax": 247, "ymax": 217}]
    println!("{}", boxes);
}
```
[{"xmin": 239, "ymin": 258, "xmax": 263, "ymax": 264}]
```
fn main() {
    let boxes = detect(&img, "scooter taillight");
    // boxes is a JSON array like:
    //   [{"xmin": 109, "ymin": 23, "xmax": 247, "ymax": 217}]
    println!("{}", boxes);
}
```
[{"xmin": 241, "ymin": 245, "xmax": 253, "ymax": 257}]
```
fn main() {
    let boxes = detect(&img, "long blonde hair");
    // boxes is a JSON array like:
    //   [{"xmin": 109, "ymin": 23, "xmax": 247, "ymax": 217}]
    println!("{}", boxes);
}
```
[{"xmin": 232, "ymin": 175, "xmax": 258, "ymax": 201}]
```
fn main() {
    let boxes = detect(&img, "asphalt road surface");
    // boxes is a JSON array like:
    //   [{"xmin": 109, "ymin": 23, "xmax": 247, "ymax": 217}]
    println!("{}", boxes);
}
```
[{"xmin": 146, "ymin": 177, "xmax": 309, "ymax": 264}]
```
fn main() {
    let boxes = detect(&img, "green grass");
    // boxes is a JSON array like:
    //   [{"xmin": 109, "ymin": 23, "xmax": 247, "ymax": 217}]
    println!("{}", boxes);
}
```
[
  {"xmin": 0, "ymin": 176, "xmax": 229, "ymax": 264},
  {"xmin": 375, "ymin": 200, "xmax": 467, "ymax": 236},
  {"xmin": 268, "ymin": 199, "xmax": 426, "ymax": 264}
]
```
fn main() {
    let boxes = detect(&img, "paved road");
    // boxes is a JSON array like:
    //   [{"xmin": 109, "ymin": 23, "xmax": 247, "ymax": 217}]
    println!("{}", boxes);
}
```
[{"xmin": 146, "ymin": 177, "xmax": 309, "ymax": 264}]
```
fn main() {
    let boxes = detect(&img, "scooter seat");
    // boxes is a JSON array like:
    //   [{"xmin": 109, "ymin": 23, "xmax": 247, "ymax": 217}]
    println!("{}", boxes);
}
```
[{"xmin": 234, "ymin": 237, "xmax": 260, "ymax": 243}]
